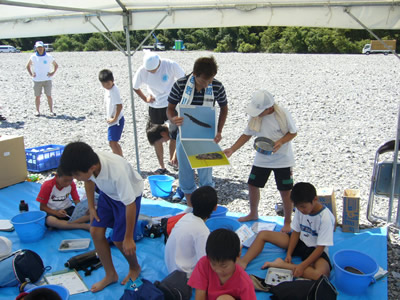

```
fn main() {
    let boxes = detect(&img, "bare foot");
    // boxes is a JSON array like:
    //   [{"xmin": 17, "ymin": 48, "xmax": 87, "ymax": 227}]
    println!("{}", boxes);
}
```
[
  {"xmin": 261, "ymin": 257, "xmax": 285, "ymax": 270},
  {"xmin": 238, "ymin": 214, "xmax": 258, "ymax": 222},
  {"xmin": 237, "ymin": 258, "xmax": 248, "ymax": 270},
  {"xmin": 280, "ymin": 223, "xmax": 291, "ymax": 233},
  {"xmin": 91, "ymin": 273, "xmax": 118, "ymax": 292},
  {"xmin": 121, "ymin": 266, "xmax": 141, "ymax": 285}
]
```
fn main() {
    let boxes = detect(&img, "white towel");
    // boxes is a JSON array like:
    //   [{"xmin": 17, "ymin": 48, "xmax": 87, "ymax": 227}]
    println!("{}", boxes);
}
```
[
  {"xmin": 180, "ymin": 74, "xmax": 214, "ymax": 106},
  {"xmin": 248, "ymin": 103, "xmax": 288, "ymax": 134}
]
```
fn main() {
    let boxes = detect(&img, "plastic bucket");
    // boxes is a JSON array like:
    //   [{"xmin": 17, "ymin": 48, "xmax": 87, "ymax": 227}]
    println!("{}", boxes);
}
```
[
  {"xmin": 333, "ymin": 249, "xmax": 379, "ymax": 295},
  {"xmin": 148, "ymin": 175, "xmax": 174, "ymax": 198},
  {"xmin": 210, "ymin": 205, "xmax": 228, "ymax": 218},
  {"xmin": 27, "ymin": 284, "xmax": 70, "ymax": 300},
  {"xmin": 206, "ymin": 217, "xmax": 241, "ymax": 232},
  {"xmin": 11, "ymin": 211, "xmax": 46, "ymax": 242}
]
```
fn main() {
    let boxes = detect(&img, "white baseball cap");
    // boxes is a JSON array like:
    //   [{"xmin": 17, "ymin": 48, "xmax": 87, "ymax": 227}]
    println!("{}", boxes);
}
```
[
  {"xmin": 245, "ymin": 90, "xmax": 275, "ymax": 117},
  {"xmin": 35, "ymin": 41, "xmax": 44, "ymax": 48},
  {"xmin": 143, "ymin": 53, "xmax": 160, "ymax": 71}
]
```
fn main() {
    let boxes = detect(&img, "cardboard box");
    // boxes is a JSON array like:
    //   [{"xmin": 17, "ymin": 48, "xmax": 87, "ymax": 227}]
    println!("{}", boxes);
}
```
[
  {"xmin": 317, "ymin": 187, "xmax": 337, "ymax": 230},
  {"xmin": 342, "ymin": 189, "xmax": 360, "ymax": 233},
  {"xmin": 0, "ymin": 136, "xmax": 27, "ymax": 189}
]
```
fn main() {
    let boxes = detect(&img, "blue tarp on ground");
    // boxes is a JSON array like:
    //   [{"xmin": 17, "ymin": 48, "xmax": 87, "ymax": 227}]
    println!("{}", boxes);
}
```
[{"xmin": 0, "ymin": 182, "xmax": 388, "ymax": 299}]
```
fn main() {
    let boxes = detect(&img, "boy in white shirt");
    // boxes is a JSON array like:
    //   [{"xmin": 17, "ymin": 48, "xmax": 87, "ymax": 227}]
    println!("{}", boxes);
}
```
[
  {"xmin": 238, "ymin": 182, "xmax": 335, "ymax": 280},
  {"xmin": 99, "ymin": 69, "xmax": 124, "ymax": 156},
  {"xmin": 224, "ymin": 89, "xmax": 297, "ymax": 233},
  {"xmin": 164, "ymin": 186, "xmax": 217, "ymax": 277}
]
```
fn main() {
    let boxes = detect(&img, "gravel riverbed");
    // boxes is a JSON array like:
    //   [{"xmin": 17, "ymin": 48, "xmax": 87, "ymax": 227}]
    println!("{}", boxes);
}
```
[{"xmin": 1, "ymin": 51, "xmax": 399, "ymax": 298}]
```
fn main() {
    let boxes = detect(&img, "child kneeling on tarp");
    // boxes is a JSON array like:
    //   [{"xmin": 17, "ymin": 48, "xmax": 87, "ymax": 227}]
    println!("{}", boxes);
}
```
[
  {"xmin": 188, "ymin": 228, "xmax": 257, "ymax": 300},
  {"xmin": 36, "ymin": 167, "xmax": 90, "ymax": 231},
  {"xmin": 238, "ymin": 182, "xmax": 335, "ymax": 280}
]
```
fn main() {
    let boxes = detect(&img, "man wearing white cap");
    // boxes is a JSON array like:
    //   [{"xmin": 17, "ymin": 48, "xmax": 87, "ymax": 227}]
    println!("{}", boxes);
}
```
[
  {"xmin": 132, "ymin": 53, "xmax": 185, "ymax": 175},
  {"xmin": 224, "ymin": 90, "xmax": 297, "ymax": 233},
  {"xmin": 26, "ymin": 41, "xmax": 58, "ymax": 117}
]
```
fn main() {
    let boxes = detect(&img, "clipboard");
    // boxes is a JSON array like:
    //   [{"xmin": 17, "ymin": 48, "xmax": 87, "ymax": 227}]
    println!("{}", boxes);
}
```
[{"xmin": 44, "ymin": 269, "xmax": 89, "ymax": 295}]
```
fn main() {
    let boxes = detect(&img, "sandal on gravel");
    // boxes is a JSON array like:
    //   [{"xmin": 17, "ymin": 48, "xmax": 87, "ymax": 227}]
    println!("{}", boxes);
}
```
[
  {"xmin": 153, "ymin": 168, "xmax": 168, "ymax": 175},
  {"xmin": 168, "ymin": 161, "xmax": 179, "ymax": 171},
  {"xmin": 0, "ymin": 115, "xmax": 6, "ymax": 121}
]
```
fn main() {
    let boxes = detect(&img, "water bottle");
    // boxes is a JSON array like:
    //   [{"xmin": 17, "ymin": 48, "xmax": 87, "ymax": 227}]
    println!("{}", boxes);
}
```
[{"xmin": 19, "ymin": 200, "xmax": 29, "ymax": 213}]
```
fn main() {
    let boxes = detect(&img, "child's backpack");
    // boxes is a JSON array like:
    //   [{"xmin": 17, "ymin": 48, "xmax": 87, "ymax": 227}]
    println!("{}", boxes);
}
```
[
  {"xmin": 269, "ymin": 275, "xmax": 337, "ymax": 300},
  {"xmin": 120, "ymin": 277, "xmax": 164, "ymax": 300},
  {"xmin": 154, "ymin": 270, "xmax": 192, "ymax": 300},
  {"xmin": 160, "ymin": 213, "xmax": 187, "ymax": 243},
  {"xmin": 0, "ymin": 249, "xmax": 45, "ymax": 287}
]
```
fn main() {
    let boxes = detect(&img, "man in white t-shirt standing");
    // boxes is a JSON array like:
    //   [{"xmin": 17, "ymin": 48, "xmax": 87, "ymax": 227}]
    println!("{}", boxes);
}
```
[
  {"xmin": 26, "ymin": 41, "xmax": 58, "ymax": 117},
  {"xmin": 132, "ymin": 53, "xmax": 185, "ymax": 175}
]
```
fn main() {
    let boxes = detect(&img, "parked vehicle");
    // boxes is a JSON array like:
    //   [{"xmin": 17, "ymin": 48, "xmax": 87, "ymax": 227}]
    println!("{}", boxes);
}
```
[
  {"xmin": 44, "ymin": 43, "xmax": 54, "ymax": 52},
  {"xmin": 362, "ymin": 40, "xmax": 396, "ymax": 55},
  {"xmin": 141, "ymin": 33, "xmax": 165, "ymax": 51},
  {"xmin": 0, "ymin": 45, "xmax": 20, "ymax": 53}
]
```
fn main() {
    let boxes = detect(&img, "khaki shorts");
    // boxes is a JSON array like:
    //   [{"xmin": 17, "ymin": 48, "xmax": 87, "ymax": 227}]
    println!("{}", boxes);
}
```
[{"xmin": 33, "ymin": 80, "xmax": 52, "ymax": 97}]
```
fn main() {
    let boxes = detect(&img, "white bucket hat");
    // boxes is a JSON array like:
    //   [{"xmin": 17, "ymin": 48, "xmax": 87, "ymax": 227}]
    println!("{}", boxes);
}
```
[
  {"xmin": 245, "ymin": 90, "xmax": 275, "ymax": 117},
  {"xmin": 143, "ymin": 53, "xmax": 160, "ymax": 71}
]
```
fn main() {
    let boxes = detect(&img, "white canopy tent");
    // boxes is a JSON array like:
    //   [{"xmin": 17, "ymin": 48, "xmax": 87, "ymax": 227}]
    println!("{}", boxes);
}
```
[{"xmin": 1, "ymin": 0, "xmax": 400, "ymax": 224}]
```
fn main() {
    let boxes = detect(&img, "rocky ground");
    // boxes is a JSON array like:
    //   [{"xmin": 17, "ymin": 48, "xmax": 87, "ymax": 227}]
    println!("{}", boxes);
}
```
[{"xmin": 1, "ymin": 51, "xmax": 399, "ymax": 298}]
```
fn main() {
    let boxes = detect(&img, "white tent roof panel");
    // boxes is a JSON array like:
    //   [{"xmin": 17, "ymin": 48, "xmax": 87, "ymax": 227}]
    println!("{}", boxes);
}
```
[{"xmin": 0, "ymin": 0, "xmax": 399, "ymax": 39}]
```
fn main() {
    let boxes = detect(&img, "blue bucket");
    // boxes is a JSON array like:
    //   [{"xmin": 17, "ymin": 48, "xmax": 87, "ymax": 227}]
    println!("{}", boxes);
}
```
[
  {"xmin": 206, "ymin": 217, "xmax": 241, "ymax": 232},
  {"xmin": 27, "ymin": 284, "xmax": 70, "ymax": 300},
  {"xmin": 148, "ymin": 175, "xmax": 174, "ymax": 198},
  {"xmin": 210, "ymin": 206, "xmax": 228, "ymax": 218},
  {"xmin": 333, "ymin": 249, "xmax": 379, "ymax": 295},
  {"xmin": 11, "ymin": 211, "xmax": 46, "ymax": 243}
]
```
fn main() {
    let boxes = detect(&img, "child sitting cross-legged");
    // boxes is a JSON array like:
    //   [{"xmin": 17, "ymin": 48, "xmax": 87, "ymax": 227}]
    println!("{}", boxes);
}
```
[
  {"xmin": 238, "ymin": 182, "xmax": 335, "ymax": 280},
  {"xmin": 164, "ymin": 186, "xmax": 217, "ymax": 277},
  {"xmin": 36, "ymin": 167, "xmax": 90, "ymax": 231},
  {"xmin": 188, "ymin": 228, "xmax": 257, "ymax": 300}
]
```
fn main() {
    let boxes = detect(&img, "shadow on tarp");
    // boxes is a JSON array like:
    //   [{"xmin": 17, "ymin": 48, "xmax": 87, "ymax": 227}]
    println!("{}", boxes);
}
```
[{"xmin": 0, "ymin": 182, "xmax": 387, "ymax": 300}]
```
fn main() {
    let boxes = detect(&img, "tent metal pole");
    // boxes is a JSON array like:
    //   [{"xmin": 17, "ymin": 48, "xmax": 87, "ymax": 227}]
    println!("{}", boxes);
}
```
[
  {"xmin": 86, "ymin": 16, "xmax": 126, "ymax": 54},
  {"xmin": 130, "ymin": 11, "xmax": 171, "ymax": 56},
  {"xmin": 124, "ymin": 12, "xmax": 141, "ymax": 173},
  {"xmin": 344, "ymin": 8, "xmax": 400, "ymax": 60},
  {"xmin": 394, "ymin": 104, "xmax": 400, "ymax": 226}
]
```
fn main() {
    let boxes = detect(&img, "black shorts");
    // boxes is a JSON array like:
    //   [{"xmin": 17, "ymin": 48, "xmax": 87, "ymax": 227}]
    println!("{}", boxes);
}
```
[
  {"xmin": 46, "ymin": 206, "xmax": 75, "ymax": 221},
  {"xmin": 292, "ymin": 239, "xmax": 332, "ymax": 270},
  {"xmin": 149, "ymin": 106, "xmax": 168, "ymax": 124},
  {"xmin": 247, "ymin": 166, "xmax": 293, "ymax": 191}
]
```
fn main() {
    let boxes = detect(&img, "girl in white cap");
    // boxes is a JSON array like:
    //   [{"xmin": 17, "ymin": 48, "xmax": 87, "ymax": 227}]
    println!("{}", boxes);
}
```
[{"xmin": 224, "ymin": 90, "xmax": 297, "ymax": 233}]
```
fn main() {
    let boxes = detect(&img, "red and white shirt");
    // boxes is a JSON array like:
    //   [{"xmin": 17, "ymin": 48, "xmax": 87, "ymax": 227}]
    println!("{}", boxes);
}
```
[{"xmin": 36, "ymin": 177, "xmax": 79, "ymax": 210}]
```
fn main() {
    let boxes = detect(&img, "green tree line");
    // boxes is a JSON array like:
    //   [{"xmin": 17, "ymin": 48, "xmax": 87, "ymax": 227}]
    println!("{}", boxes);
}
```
[{"xmin": 2, "ymin": 26, "xmax": 399, "ymax": 53}]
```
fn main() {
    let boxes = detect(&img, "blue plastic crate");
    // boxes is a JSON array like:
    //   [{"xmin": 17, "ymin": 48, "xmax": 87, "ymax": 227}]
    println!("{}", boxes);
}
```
[{"xmin": 25, "ymin": 144, "xmax": 65, "ymax": 172}]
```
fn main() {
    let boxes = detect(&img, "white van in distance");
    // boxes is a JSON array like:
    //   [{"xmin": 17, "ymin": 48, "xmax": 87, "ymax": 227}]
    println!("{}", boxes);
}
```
[
  {"xmin": 0, "ymin": 45, "xmax": 20, "ymax": 53},
  {"xmin": 44, "ymin": 43, "xmax": 54, "ymax": 52}
]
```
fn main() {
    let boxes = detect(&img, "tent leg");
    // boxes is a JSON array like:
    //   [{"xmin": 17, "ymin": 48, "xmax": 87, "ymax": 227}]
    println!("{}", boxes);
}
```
[
  {"xmin": 124, "ymin": 14, "xmax": 141, "ymax": 173},
  {"xmin": 394, "ymin": 104, "xmax": 400, "ymax": 226}
]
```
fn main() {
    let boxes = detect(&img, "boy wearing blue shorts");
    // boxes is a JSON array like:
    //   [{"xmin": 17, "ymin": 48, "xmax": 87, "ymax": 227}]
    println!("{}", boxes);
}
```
[
  {"xmin": 59, "ymin": 142, "xmax": 144, "ymax": 293},
  {"xmin": 99, "ymin": 69, "xmax": 124, "ymax": 156},
  {"xmin": 238, "ymin": 182, "xmax": 335, "ymax": 280}
]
